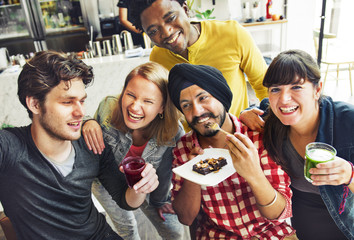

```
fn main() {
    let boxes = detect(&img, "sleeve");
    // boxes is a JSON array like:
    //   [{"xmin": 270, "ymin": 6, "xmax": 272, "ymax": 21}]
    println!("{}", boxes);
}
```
[
  {"xmin": 97, "ymin": 144, "xmax": 137, "ymax": 210},
  {"xmin": 0, "ymin": 129, "xmax": 23, "ymax": 172},
  {"xmin": 117, "ymin": 0, "xmax": 128, "ymax": 8},
  {"xmin": 93, "ymin": 96, "xmax": 118, "ymax": 125},
  {"xmin": 170, "ymin": 135, "xmax": 192, "ymax": 201},
  {"xmin": 149, "ymin": 123, "xmax": 185, "ymax": 207},
  {"xmin": 236, "ymin": 22, "xmax": 268, "ymax": 101}
]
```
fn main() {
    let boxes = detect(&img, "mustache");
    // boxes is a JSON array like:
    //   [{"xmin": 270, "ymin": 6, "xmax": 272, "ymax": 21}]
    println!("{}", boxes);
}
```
[{"xmin": 191, "ymin": 112, "xmax": 217, "ymax": 125}]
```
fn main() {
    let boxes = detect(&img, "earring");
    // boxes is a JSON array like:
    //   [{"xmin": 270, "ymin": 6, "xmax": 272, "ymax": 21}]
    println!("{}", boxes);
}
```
[{"xmin": 158, "ymin": 113, "xmax": 164, "ymax": 119}]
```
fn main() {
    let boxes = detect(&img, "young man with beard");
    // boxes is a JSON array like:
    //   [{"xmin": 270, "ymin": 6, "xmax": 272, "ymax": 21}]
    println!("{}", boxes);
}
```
[
  {"xmin": 0, "ymin": 51, "xmax": 158, "ymax": 240},
  {"xmin": 167, "ymin": 63, "xmax": 297, "ymax": 239},
  {"xmin": 129, "ymin": 0, "xmax": 268, "ymax": 123}
]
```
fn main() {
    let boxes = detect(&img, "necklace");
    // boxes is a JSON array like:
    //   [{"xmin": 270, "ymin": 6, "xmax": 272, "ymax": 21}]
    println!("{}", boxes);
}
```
[{"xmin": 192, "ymin": 24, "xmax": 200, "ymax": 37}]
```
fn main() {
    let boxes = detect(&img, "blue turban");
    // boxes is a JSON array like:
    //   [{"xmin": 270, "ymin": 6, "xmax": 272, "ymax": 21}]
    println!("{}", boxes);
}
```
[{"xmin": 168, "ymin": 63, "xmax": 233, "ymax": 112}]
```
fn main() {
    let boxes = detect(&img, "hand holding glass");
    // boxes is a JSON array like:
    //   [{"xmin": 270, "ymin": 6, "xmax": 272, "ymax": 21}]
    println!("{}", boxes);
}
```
[
  {"xmin": 121, "ymin": 156, "xmax": 146, "ymax": 188},
  {"xmin": 304, "ymin": 142, "xmax": 336, "ymax": 182}
]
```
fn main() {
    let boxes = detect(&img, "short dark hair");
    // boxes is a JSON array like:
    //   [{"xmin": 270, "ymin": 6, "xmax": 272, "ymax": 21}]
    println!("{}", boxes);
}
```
[
  {"xmin": 130, "ymin": 0, "xmax": 186, "ymax": 31},
  {"xmin": 17, "ymin": 50, "xmax": 94, "ymax": 118},
  {"xmin": 263, "ymin": 49, "xmax": 321, "ymax": 88}
]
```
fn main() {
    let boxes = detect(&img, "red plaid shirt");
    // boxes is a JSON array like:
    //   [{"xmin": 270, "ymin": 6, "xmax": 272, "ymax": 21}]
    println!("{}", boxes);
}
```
[{"xmin": 171, "ymin": 114, "xmax": 295, "ymax": 239}]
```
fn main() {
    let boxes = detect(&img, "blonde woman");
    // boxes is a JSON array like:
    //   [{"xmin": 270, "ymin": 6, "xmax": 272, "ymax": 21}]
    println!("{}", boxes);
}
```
[{"xmin": 82, "ymin": 62, "xmax": 185, "ymax": 240}]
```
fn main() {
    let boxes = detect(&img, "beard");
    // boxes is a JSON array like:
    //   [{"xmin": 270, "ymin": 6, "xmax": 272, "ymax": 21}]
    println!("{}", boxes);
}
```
[
  {"xmin": 188, "ymin": 109, "xmax": 227, "ymax": 137},
  {"xmin": 38, "ymin": 106, "xmax": 81, "ymax": 142}
]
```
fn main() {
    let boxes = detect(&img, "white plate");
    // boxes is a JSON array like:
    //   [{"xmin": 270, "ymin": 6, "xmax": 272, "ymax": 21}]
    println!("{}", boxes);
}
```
[{"xmin": 172, "ymin": 148, "xmax": 236, "ymax": 186}]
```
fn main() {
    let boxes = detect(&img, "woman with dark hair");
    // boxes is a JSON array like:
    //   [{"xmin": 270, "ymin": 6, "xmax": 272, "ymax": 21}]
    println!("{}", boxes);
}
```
[
  {"xmin": 82, "ymin": 61, "xmax": 185, "ymax": 240},
  {"xmin": 261, "ymin": 49, "xmax": 354, "ymax": 239}
]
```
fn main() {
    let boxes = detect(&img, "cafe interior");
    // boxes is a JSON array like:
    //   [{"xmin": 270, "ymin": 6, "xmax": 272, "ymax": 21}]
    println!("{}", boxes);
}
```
[{"xmin": 0, "ymin": 0, "xmax": 353, "ymax": 239}]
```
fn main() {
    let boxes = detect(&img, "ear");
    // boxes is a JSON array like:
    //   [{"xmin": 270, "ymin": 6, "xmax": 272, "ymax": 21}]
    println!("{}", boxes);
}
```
[
  {"xmin": 315, "ymin": 81, "xmax": 323, "ymax": 100},
  {"xmin": 26, "ymin": 96, "xmax": 41, "ymax": 116},
  {"xmin": 181, "ymin": 1, "xmax": 189, "ymax": 15}
]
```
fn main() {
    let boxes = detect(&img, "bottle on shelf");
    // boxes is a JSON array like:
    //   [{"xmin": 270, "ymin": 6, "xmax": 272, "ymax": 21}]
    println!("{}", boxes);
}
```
[{"xmin": 266, "ymin": 0, "xmax": 273, "ymax": 19}]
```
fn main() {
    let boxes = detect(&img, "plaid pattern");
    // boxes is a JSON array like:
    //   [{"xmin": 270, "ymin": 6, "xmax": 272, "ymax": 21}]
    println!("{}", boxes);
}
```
[{"xmin": 172, "ymin": 114, "xmax": 295, "ymax": 239}]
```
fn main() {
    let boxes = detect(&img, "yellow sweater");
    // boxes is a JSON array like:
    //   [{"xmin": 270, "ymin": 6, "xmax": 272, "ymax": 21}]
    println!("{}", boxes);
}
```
[{"xmin": 150, "ymin": 20, "xmax": 268, "ymax": 117}]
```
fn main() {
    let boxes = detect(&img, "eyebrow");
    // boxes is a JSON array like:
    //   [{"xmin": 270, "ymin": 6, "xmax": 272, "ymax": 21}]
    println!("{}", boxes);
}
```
[
  {"xmin": 61, "ymin": 93, "xmax": 87, "ymax": 100},
  {"xmin": 146, "ymin": 10, "xmax": 174, "ymax": 33},
  {"xmin": 180, "ymin": 91, "xmax": 208, "ymax": 104}
]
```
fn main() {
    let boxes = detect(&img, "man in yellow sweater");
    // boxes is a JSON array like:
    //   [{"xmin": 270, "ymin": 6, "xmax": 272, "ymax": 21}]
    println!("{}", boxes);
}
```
[{"xmin": 129, "ymin": 0, "xmax": 268, "ymax": 118}]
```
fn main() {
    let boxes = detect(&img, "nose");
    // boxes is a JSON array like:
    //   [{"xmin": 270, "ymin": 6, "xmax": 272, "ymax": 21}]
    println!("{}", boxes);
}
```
[
  {"xmin": 280, "ymin": 90, "xmax": 292, "ymax": 102},
  {"xmin": 161, "ymin": 24, "xmax": 173, "ymax": 38},
  {"xmin": 73, "ymin": 101, "xmax": 84, "ymax": 117},
  {"xmin": 131, "ymin": 99, "xmax": 142, "ymax": 111},
  {"xmin": 192, "ymin": 102, "xmax": 204, "ymax": 117}
]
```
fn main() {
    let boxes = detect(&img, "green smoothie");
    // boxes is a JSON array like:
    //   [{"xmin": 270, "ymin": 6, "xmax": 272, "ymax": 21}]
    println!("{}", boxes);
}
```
[{"xmin": 304, "ymin": 143, "xmax": 336, "ymax": 182}]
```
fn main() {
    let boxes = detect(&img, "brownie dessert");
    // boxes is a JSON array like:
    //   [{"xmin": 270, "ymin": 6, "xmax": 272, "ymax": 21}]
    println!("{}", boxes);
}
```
[{"xmin": 192, "ymin": 157, "xmax": 227, "ymax": 175}]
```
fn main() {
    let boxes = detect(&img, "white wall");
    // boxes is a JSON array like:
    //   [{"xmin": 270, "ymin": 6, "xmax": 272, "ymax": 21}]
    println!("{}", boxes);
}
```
[{"xmin": 197, "ymin": 0, "xmax": 322, "ymax": 58}]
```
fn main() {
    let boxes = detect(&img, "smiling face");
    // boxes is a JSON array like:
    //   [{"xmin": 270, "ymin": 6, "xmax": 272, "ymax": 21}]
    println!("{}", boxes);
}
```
[
  {"xmin": 268, "ymin": 77, "xmax": 322, "ymax": 128},
  {"xmin": 140, "ymin": 0, "xmax": 192, "ymax": 56},
  {"xmin": 180, "ymin": 84, "xmax": 226, "ymax": 137},
  {"xmin": 121, "ymin": 75, "xmax": 164, "ymax": 131},
  {"xmin": 36, "ymin": 78, "xmax": 87, "ymax": 141}
]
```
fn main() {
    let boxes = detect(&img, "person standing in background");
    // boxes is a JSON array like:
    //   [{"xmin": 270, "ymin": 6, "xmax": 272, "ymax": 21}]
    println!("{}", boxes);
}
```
[
  {"xmin": 129, "ymin": 0, "xmax": 268, "ymax": 119},
  {"xmin": 117, "ymin": 0, "xmax": 145, "ymax": 48}
]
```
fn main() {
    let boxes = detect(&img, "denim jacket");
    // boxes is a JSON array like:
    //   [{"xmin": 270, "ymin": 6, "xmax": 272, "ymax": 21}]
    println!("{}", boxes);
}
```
[
  {"xmin": 316, "ymin": 96, "xmax": 354, "ymax": 239},
  {"xmin": 94, "ymin": 96, "xmax": 185, "ymax": 208}
]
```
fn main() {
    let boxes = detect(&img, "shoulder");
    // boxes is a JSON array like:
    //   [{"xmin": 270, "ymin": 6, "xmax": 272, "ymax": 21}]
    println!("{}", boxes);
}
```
[
  {"xmin": 321, "ymin": 96, "xmax": 354, "ymax": 119},
  {"xmin": 117, "ymin": 0, "xmax": 128, "ymax": 8},
  {"xmin": 96, "ymin": 96, "xmax": 118, "ymax": 123},
  {"xmin": 0, "ymin": 127, "xmax": 30, "ymax": 167}
]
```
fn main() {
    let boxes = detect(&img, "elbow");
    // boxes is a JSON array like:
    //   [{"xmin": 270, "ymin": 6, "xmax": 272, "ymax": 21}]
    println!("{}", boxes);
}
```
[{"xmin": 177, "ymin": 215, "xmax": 195, "ymax": 226}]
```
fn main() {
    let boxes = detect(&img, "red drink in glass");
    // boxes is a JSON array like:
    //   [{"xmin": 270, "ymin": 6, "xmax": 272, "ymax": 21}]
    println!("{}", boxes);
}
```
[{"xmin": 121, "ymin": 156, "xmax": 146, "ymax": 188}]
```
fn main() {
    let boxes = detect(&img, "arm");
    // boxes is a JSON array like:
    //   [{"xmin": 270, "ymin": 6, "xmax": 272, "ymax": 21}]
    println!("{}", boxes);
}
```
[
  {"xmin": 123, "ymin": 162, "xmax": 159, "ymax": 208},
  {"xmin": 171, "ymin": 145, "xmax": 204, "ymax": 225},
  {"xmin": 239, "ymin": 98, "xmax": 270, "ymax": 131},
  {"xmin": 226, "ymin": 132, "xmax": 289, "ymax": 219},
  {"xmin": 237, "ymin": 23, "xmax": 268, "ymax": 101},
  {"xmin": 119, "ymin": 7, "xmax": 141, "ymax": 34}
]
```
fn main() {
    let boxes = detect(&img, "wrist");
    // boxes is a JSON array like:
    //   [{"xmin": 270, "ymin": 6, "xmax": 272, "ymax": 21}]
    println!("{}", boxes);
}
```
[{"xmin": 345, "ymin": 161, "xmax": 354, "ymax": 186}]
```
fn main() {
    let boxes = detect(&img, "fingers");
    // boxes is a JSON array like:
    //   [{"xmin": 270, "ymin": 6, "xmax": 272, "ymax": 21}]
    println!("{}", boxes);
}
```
[
  {"xmin": 157, "ymin": 208, "xmax": 166, "ymax": 221},
  {"xmin": 310, "ymin": 158, "xmax": 352, "ymax": 186},
  {"xmin": 133, "ymin": 163, "xmax": 159, "ymax": 193},
  {"xmin": 188, "ymin": 146, "xmax": 204, "ymax": 160},
  {"xmin": 239, "ymin": 108, "xmax": 265, "ymax": 131},
  {"xmin": 81, "ymin": 120, "xmax": 105, "ymax": 154}
]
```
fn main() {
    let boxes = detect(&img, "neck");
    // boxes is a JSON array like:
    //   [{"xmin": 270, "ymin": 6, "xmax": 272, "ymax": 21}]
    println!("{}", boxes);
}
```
[
  {"xmin": 31, "ymin": 123, "xmax": 72, "ymax": 163},
  {"xmin": 131, "ymin": 129, "xmax": 148, "ymax": 146},
  {"xmin": 181, "ymin": 23, "xmax": 201, "ymax": 59}
]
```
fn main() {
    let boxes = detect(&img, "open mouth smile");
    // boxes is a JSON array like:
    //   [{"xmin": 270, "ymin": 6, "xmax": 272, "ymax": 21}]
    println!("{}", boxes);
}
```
[
  {"xmin": 128, "ymin": 111, "xmax": 144, "ymax": 121},
  {"xmin": 280, "ymin": 106, "xmax": 298, "ymax": 113},
  {"xmin": 166, "ymin": 31, "xmax": 180, "ymax": 44},
  {"xmin": 68, "ymin": 122, "xmax": 80, "ymax": 126}
]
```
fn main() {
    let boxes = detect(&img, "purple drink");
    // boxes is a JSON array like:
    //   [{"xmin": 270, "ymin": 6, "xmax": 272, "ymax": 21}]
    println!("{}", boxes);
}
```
[{"xmin": 121, "ymin": 156, "xmax": 146, "ymax": 188}]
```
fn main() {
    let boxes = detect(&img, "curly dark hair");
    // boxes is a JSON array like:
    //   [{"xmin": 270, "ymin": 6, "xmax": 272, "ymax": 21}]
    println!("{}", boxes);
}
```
[
  {"xmin": 17, "ymin": 50, "xmax": 94, "ymax": 119},
  {"xmin": 129, "ymin": 0, "xmax": 186, "ymax": 31}
]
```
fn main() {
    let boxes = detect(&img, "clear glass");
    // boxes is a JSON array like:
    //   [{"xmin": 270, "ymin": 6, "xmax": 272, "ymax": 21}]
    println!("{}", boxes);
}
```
[{"xmin": 304, "ymin": 142, "xmax": 336, "ymax": 182}]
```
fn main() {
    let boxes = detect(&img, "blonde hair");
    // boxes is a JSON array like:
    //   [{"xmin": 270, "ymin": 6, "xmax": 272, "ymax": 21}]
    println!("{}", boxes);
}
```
[{"xmin": 110, "ymin": 62, "xmax": 181, "ymax": 145}]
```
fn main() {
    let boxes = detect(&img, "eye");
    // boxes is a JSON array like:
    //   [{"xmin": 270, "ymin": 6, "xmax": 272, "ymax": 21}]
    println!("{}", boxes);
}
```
[
  {"xmin": 181, "ymin": 103, "xmax": 190, "ymax": 110},
  {"xmin": 269, "ymin": 87, "xmax": 280, "ymax": 93},
  {"xmin": 127, "ymin": 93, "xmax": 135, "ymax": 98},
  {"xmin": 291, "ymin": 85, "xmax": 303, "ymax": 90},
  {"xmin": 62, "ymin": 101, "xmax": 72, "ymax": 105},
  {"xmin": 145, "ymin": 100, "xmax": 154, "ymax": 104},
  {"xmin": 80, "ymin": 99, "xmax": 86, "ymax": 105},
  {"xmin": 166, "ymin": 15, "xmax": 176, "ymax": 23},
  {"xmin": 199, "ymin": 95, "xmax": 208, "ymax": 101},
  {"xmin": 148, "ymin": 28, "xmax": 158, "ymax": 37}
]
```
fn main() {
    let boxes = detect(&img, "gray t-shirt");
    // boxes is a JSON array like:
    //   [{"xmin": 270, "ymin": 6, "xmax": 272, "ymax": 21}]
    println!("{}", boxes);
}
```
[{"xmin": 285, "ymin": 139, "xmax": 320, "ymax": 194}]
